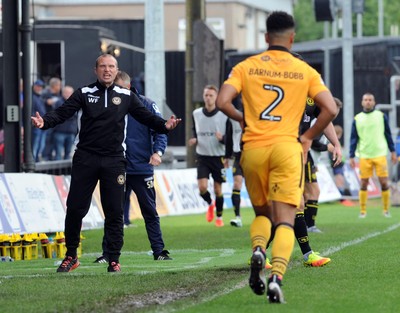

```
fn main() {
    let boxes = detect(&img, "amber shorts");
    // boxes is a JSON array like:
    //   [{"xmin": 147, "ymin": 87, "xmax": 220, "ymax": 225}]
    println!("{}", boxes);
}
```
[
  {"xmin": 241, "ymin": 141, "xmax": 304, "ymax": 208},
  {"xmin": 359, "ymin": 156, "xmax": 388, "ymax": 179}
]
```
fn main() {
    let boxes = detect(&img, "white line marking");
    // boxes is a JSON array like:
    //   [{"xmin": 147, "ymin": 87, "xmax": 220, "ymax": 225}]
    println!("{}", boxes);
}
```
[
  {"xmin": 2, "ymin": 223, "xmax": 399, "ymax": 311},
  {"xmin": 321, "ymin": 223, "xmax": 400, "ymax": 256},
  {"xmin": 0, "ymin": 249, "xmax": 235, "ymax": 279},
  {"xmin": 85, "ymin": 248, "xmax": 235, "ymax": 258},
  {"xmin": 156, "ymin": 222, "xmax": 400, "ymax": 313}
]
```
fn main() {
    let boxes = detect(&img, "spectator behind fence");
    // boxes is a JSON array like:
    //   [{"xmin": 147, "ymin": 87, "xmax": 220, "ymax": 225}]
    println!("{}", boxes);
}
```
[
  {"xmin": 41, "ymin": 77, "xmax": 62, "ymax": 161},
  {"xmin": 53, "ymin": 86, "xmax": 77, "ymax": 160},
  {"xmin": 31, "ymin": 79, "xmax": 47, "ymax": 162}
]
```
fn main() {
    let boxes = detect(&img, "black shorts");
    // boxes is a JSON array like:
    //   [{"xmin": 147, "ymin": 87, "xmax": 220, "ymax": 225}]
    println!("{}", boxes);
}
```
[
  {"xmin": 305, "ymin": 151, "xmax": 318, "ymax": 183},
  {"xmin": 196, "ymin": 155, "xmax": 226, "ymax": 183},
  {"xmin": 232, "ymin": 152, "xmax": 243, "ymax": 177}
]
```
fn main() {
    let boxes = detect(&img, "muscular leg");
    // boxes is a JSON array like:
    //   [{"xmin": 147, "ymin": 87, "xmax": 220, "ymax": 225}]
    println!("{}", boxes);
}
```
[
  {"xmin": 270, "ymin": 201, "xmax": 296, "ymax": 278},
  {"xmin": 231, "ymin": 175, "xmax": 243, "ymax": 217},
  {"xmin": 198, "ymin": 178, "xmax": 212, "ymax": 204},
  {"xmin": 230, "ymin": 175, "xmax": 243, "ymax": 227},
  {"xmin": 359, "ymin": 178, "xmax": 369, "ymax": 216},
  {"xmin": 199, "ymin": 177, "xmax": 216, "ymax": 223},
  {"xmin": 214, "ymin": 182, "xmax": 224, "ymax": 217},
  {"xmin": 294, "ymin": 197, "xmax": 312, "ymax": 255},
  {"xmin": 379, "ymin": 176, "xmax": 390, "ymax": 214},
  {"xmin": 251, "ymin": 203, "xmax": 274, "ymax": 249},
  {"xmin": 303, "ymin": 181, "xmax": 320, "ymax": 228}
]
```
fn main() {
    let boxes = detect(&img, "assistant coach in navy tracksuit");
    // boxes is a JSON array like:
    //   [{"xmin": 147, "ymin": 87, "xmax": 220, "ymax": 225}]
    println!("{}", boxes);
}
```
[
  {"xmin": 31, "ymin": 54, "xmax": 181, "ymax": 273},
  {"xmin": 124, "ymin": 85, "xmax": 172, "ymax": 260}
]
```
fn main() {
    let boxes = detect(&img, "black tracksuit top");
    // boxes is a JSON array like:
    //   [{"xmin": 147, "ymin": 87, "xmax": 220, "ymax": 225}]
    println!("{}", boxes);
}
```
[{"xmin": 41, "ymin": 80, "xmax": 168, "ymax": 156}]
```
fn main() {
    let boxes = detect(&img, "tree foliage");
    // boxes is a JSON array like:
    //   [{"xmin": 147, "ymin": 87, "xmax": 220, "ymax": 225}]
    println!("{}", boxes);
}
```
[
  {"xmin": 293, "ymin": 0, "xmax": 324, "ymax": 42},
  {"xmin": 293, "ymin": 0, "xmax": 400, "ymax": 42},
  {"xmin": 362, "ymin": 0, "xmax": 400, "ymax": 36}
]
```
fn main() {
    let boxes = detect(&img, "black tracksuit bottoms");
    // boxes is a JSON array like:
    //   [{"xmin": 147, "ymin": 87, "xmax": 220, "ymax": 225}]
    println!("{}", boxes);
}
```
[{"xmin": 65, "ymin": 149, "xmax": 126, "ymax": 263}]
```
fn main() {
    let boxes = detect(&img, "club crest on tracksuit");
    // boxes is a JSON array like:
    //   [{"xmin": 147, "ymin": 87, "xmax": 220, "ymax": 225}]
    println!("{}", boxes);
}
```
[
  {"xmin": 112, "ymin": 97, "xmax": 122, "ymax": 105},
  {"xmin": 117, "ymin": 174, "xmax": 125, "ymax": 185}
]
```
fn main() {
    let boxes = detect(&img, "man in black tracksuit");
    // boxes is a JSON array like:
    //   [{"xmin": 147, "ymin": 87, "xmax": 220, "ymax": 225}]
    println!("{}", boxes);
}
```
[{"xmin": 31, "ymin": 54, "xmax": 181, "ymax": 272}]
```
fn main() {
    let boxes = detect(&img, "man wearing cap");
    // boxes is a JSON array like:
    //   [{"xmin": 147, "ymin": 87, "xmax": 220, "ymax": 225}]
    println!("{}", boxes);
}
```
[{"xmin": 31, "ymin": 79, "xmax": 47, "ymax": 162}]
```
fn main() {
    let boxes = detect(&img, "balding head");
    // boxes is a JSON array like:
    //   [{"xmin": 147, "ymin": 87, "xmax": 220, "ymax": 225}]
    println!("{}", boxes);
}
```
[
  {"xmin": 115, "ymin": 71, "xmax": 131, "ymax": 89},
  {"xmin": 94, "ymin": 54, "xmax": 119, "ymax": 87},
  {"xmin": 62, "ymin": 86, "xmax": 74, "ymax": 100}
]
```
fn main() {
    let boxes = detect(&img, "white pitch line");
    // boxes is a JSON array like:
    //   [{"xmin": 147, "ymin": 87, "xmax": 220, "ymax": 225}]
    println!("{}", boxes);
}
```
[
  {"xmin": 2, "ymin": 224, "xmax": 399, "ymax": 299},
  {"xmin": 156, "ymin": 222, "xmax": 400, "ymax": 313},
  {"xmin": 0, "ymin": 248, "xmax": 234, "ymax": 279},
  {"xmin": 321, "ymin": 222, "xmax": 400, "ymax": 256}
]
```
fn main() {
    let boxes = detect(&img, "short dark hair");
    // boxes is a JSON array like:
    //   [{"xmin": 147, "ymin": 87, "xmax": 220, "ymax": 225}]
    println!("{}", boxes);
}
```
[
  {"xmin": 363, "ymin": 92, "xmax": 374, "ymax": 98},
  {"xmin": 266, "ymin": 11, "xmax": 295, "ymax": 34},
  {"xmin": 204, "ymin": 84, "xmax": 219, "ymax": 93}
]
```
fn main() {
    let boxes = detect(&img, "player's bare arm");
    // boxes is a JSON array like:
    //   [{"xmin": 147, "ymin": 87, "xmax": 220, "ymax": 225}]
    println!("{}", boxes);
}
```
[
  {"xmin": 391, "ymin": 151, "xmax": 397, "ymax": 164},
  {"xmin": 216, "ymin": 84, "xmax": 243, "ymax": 123},
  {"xmin": 303, "ymin": 91, "xmax": 337, "ymax": 143},
  {"xmin": 323, "ymin": 122, "xmax": 342, "ymax": 166}
]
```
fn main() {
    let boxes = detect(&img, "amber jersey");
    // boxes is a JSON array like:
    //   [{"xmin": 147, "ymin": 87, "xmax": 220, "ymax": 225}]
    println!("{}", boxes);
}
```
[{"xmin": 223, "ymin": 46, "xmax": 328, "ymax": 150}]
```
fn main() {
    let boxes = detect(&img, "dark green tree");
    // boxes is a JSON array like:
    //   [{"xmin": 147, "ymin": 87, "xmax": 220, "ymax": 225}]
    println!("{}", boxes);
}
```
[
  {"xmin": 294, "ymin": 0, "xmax": 400, "ymax": 42},
  {"xmin": 294, "ymin": 0, "xmax": 325, "ymax": 42},
  {"xmin": 361, "ymin": 0, "xmax": 400, "ymax": 36}
]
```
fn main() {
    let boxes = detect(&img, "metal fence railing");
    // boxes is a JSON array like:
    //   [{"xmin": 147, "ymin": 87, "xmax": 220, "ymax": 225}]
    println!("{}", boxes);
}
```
[{"xmin": 0, "ymin": 160, "xmax": 72, "ymax": 175}]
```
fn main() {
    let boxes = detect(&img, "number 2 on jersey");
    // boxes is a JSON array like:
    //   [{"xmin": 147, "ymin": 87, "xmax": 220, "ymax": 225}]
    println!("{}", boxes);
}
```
[{"xmin": 260, "ymin": 84, "xmax": 283, "ymax": 121}]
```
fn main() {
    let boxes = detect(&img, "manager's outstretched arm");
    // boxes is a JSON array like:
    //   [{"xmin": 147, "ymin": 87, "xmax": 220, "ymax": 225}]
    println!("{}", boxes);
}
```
[
  {"xmin": 165, "ymin": 115, "xmax": 182, "ymax": 130},
  {"xmin": 31, "ymin": 111, "xmax": 44, "ymax": 129}
]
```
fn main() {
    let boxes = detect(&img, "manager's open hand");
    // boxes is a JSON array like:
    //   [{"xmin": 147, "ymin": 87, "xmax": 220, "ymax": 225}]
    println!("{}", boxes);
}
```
[
  {"xmin": 31, "ymin": 111, "xmax": 44, "ymax": 129},
  {"xmin": 165, "ymin": 115, "xmax": 182, "ymax": 130}
]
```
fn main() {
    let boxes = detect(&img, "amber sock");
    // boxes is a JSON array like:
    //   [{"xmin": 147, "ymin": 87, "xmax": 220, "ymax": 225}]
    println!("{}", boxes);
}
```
[
  {"xmin": 359, "ymin": 189, "xmax": 368, "ymax": 214},
  {"xmin": 250, "ymin": 216, "xmax": 272, "ymax": 250},
  {"xmin": 271, "ymin": 224, "xmax": 295, "ymax": 277},
  {"xmin": 382, "ymin": 189, "xmax": 390, "ymax": 212}
]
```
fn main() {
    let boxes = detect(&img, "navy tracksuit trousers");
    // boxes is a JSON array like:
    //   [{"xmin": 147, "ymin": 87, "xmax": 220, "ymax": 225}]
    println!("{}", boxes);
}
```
[{"xmin": 124, "ymin": 174, "xmax": 165, "ymax": 255}]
